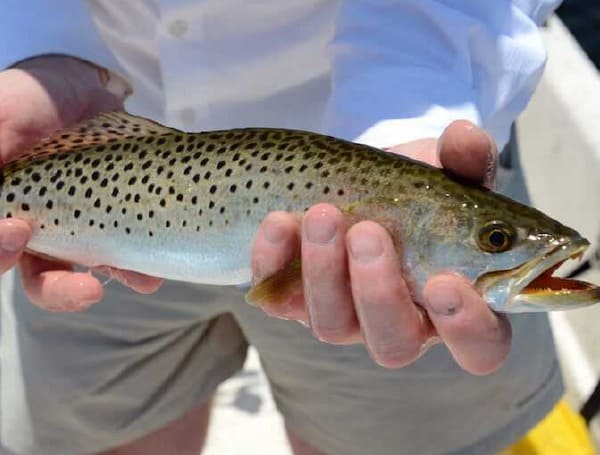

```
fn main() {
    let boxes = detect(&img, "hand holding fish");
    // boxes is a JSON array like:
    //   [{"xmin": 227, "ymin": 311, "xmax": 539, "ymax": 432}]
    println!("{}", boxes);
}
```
[
  {"xmin": 1, "ymin": 58, "xmax": 597, "ymax": 376},
  {"xmin": 0, "ymin": 57, "xmax": 162, "ymax": 311},
  {"xmin": 252, "ymin": 121, "xmax": 510, "ymax": 375}
]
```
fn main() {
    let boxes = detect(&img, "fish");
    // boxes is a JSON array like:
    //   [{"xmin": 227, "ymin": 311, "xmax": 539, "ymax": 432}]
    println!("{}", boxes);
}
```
[{"xmin": 1, "ymin": 111, "xmax": 598, "ymax": 313}]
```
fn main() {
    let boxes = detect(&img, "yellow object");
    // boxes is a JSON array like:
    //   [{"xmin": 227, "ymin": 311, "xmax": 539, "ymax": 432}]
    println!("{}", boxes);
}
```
[{"xmin": 500, "ymin": 399, "xmax": 596, "ymax": 455}]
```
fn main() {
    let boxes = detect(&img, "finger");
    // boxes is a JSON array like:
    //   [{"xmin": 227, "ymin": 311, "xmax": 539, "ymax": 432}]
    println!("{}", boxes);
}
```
[
  {"xmin": 93, "ymin": 266, "xmax": 164, "ymax": 294},
  {"xmin": 252, "ymin": 211, "xmax": 302, "ymax": 315},
  {"xmin": 386, "ymin": 138, "xmax": 439, "ymax": 165},
  {"xmin": 0, "ymin": 219, "xmax": 31, "ymax": 273},
  {"xmin": 438, "ymin": 120, "xmax": 498, "ymax": 188},
  {"xmin": 302, "ymin": 204, "xmax": 360, "ymax": 344},
  {"xmin": 19, "ymin": 253, "xmax": 104, "ymax": 312},
  {"xmin": 347, "ymin": 221, "xmax": 434, "ymax": 367},
  {"xmin": 424, "ymin": 273, "xmax": 512, "ymax": 375}
]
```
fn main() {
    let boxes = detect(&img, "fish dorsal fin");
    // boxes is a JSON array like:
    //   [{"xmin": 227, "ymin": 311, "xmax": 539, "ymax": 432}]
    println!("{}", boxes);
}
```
[{"xmin": 28, "ymin": 111, "xmax": 181, "ymax": 157}]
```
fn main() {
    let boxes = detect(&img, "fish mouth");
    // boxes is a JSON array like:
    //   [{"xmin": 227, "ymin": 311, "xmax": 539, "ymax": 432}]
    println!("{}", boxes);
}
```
[{"xmin": 479, "ymin": 238, "xmax": 600, "ymax": 312}]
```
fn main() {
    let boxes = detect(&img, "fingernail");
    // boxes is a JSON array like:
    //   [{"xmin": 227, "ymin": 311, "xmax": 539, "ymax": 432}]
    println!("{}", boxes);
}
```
[
  {"xmin": 264, "ymin": 218, "xmax": 287, "ymax": 244},
  {"xmin": 426, "ymin": 283, "xmax": 463, "ymax": 316},
  {"xmin": 98, "ymin": 67, "xmax": 133, "ymax": 99},
  {"xmin": 420, "ymin": 336, "xmax": 442, "ymax": 354},
  {"xmin": 1, "ymin": 227, "xmax": 29, "ymax": 253},
  {"xmin": 484, "ymin": 145, "xmax": 497, "ymax": 188},
  {"xmin": 305, "ymin": 210, "xmax": 336, "ymax": 244},
  {"xmin": 349, "ymin": 232, "xmax": 383, "ymax": 263}
]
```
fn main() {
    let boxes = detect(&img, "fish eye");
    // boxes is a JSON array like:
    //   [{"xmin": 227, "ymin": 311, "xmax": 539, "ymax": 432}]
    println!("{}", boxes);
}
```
[{"xmin": 477, "ymin": 221, "xmax": 515, "ymax": 253}]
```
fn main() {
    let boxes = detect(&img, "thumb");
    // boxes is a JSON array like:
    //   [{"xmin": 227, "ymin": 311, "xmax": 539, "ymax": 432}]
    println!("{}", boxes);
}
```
[
  {"xmin": 437, "ymin": 120, "xmax": 498, "ymax": 189},
  {"xmin": 1, "ymin": 57, "xmax": 126, "ymax": 161}
]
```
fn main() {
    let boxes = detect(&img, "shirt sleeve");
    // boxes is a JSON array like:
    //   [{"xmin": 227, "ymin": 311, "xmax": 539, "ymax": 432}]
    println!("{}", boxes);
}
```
[
  {"xmin": 325, "ymin": 0, "xmax": 562, "ymax": 150},
  {"xmin": 0, "ymin": 0, "xmax": 129, "ymax": 87}
]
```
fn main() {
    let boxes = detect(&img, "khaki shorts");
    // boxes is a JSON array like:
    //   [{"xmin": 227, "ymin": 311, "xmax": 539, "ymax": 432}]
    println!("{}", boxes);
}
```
[{"xmin": 0, "ymin": 165, "xmax": 562, "ymax": 455}]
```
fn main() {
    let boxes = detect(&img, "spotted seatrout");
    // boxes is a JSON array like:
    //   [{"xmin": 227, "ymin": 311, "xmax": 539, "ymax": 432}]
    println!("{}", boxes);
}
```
[{"xmin": 1, "ymin": 112, "xmax": 598, "ymax": 312}]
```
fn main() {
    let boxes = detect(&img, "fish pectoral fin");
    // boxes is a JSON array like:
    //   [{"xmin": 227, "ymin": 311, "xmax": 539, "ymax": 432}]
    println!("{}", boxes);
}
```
[
  {"xmin": 11, "ymin": 112, "xmax": 183, "ymax": 166},
  {"xmin": 245, "ymin": 259, "xmax": 302, "ymax": 307}
]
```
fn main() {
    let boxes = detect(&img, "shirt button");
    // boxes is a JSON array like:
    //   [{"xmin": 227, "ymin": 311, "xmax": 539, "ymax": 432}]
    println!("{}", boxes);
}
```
[{"xmin": 167, "ymin": 19, "xmax": 188, "ymax": 38}]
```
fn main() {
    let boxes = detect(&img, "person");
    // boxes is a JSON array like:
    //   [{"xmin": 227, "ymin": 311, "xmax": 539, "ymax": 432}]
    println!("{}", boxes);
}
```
[{"xmin": 0, "ymin": 1, "xmax": 563, "ymax": 454}]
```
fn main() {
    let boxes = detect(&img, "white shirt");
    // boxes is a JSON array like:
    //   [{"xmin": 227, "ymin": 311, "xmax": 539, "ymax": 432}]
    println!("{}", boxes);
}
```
[{"xmin": 1, "ymin": 0, "xmax": 560, "ymax": 150}]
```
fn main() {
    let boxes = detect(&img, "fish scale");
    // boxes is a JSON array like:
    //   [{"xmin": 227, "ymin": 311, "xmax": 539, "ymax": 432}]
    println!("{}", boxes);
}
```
[{"xmin": 1, "ymin": 111, "xmax": 599, "ymax": 312}]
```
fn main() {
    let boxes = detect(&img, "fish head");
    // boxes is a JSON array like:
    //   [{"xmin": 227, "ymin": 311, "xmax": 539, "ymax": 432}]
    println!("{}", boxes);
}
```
[{"xmin": 403, "ymin": 188, "xmax": 600, "ymax": 313}]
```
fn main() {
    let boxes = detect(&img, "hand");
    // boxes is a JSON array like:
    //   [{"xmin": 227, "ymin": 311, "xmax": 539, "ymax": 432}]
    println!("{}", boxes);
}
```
[
  {"xmin": 0, "ymin": 57, "xmax": 162, "ymax": 312},
  {"xmin": 252, "ymin": 120, "xmax": 511, "ymax": 375}
]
